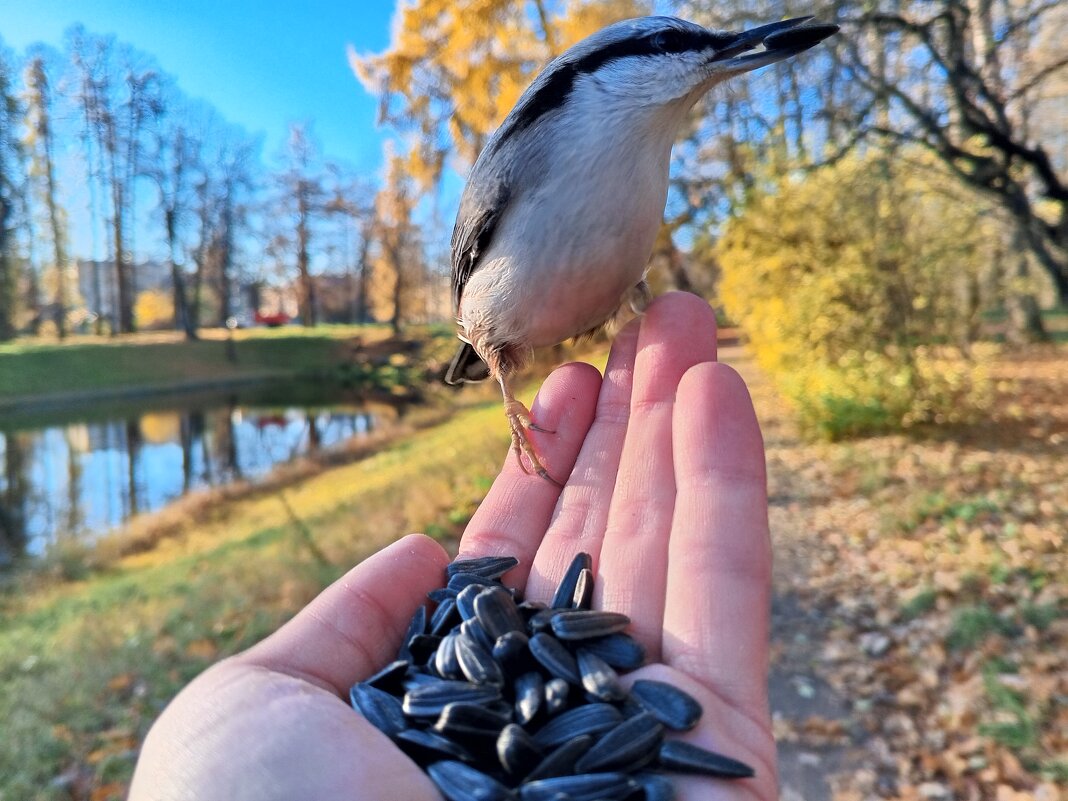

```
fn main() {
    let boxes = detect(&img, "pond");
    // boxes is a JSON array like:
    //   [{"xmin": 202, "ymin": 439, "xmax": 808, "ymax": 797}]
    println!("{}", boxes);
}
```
[{"xmin": 0, "ymin": 383, "xmax": 389, "ymax": 567}]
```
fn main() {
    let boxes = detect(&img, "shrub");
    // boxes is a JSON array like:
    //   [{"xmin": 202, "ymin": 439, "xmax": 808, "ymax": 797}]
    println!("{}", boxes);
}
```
[{"xmin": 717, "ymin": 151, "xmax": 996, "ymax": 439}]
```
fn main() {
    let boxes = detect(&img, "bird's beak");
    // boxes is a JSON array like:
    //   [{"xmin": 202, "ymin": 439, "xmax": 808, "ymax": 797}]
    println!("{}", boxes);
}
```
[{"xmin": 708, "ymin": 17, "xmax": 839, "ymax": 73}]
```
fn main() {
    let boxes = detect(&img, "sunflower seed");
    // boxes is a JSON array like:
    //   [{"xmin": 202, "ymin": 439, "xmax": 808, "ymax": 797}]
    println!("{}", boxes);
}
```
[
  {"xmin": 447, "ymin": 572, "xmax": 500, "ymax": 593},
  {"xmin": 349, "ymin": 683, "xmax": 407, "ymax": 737},
  {"xmin": 576, "ymin": 649, "xmax": 625, "ymax": 701},
  {"xmin": 447, "ymin": 555, "xmax": 520, "ymax": 580},
  {"xmin": 461, "ymin": 617, "xmax": 496, "ymax": 653},
  {"xmin": 571, "ymin": 568, "xmax": 594, "ymax": 610},
  {"xmin": 428, "ymin": 587, "xmax": 457, "ymax": 604},
  {"xmin": 435, "ymin": 630, "xmax": 464, "ymax": 679},
  {"xmin": 406, "ymin": 633, "xmax": 442, "ymax": 665},
  {"xmin": 398, "ymin": 605, "xmax": 428, "ymax": 661},
  {"xmin": 475, "ymin": 585, "xmax": 526, "ymax": 640},
  {"xmin": 634, "ymin": 772, "xmax": 676, "ymax": 801},
  {"xmin": 543, "ymin": 678, "xmax": 569, "ymax": 715},
  {"xmin": 456, "ymin": 630, "xmax": 505, "ymax": 686},
  {"xmin": 497, "ymin": 723, "xmax": 544, "ymax": 777},
  {"xmin": 573, "ymin": 712, "xmax": 664, "ymax": 773},
  {"xmin": 514, "ymin": 671, "xmax": 544, "ymax": 726},
  {"xmin": 432, "ymin": 596, "xmax": 464, "ymax": 636},
  {"xmin": 629, "ymin": 680, "xmax": 702, "ymax": 732},
  {"xmin": 549, "ymin": 610, "xmax": 630, "ymax": 641},
  {"xmin": 517, "ymin": 599, "xmax": 548, "ymax": 620},
  {"xmin": 550, "ymin": 552, "xmax": 593, "ymax": 609},
  {"xmin": 456, "ymin": 583, "xmax": 485, "ymax": 621},
  {"xmin": 395, "ymin": 728, "xmax": 475, "ymax": 764},
  {"xmin": 529, "ymin": 633, "xmax": 581, "ymax": 683},
  {"xmin": 403, "ymin": 680, "xmax": 502, "ymax": 717},
  {"xmin": 531, "ymin": 703, "xmax": 623, "ymax": 748},
  {"xmin": 362, "ymin": 659, "xmax": 409, "ymax": 695},
  {"xmin": 492, "ymin": 630, "xmax": 533, "ymax": 675},
  {"xmin": 428, "ymin": 760, "xmax": 516, "ymax": 801},
  {"xmin": 580, "ymin": 633, "xmax": 645, "ymax": 670},
  {"xmin": 518, "ymin": 772, "xmax": 635, "ymax": 801},
  {"xmin": 433, "ymin": 701, "xmax": 513, "ymax": 740},
  {"xmin": 523, "ymin": 734, "xmax": 595, "ymax": 781},
  {"xmin": 527, "ymin": 608, "xmax": 556, "ymax": 633},
  {"xmin": 656, "ymin": 740, "xmax": 755, "ymax": 778}
]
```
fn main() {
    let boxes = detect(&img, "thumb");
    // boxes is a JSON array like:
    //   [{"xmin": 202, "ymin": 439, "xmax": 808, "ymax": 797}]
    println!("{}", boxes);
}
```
[{"xmin": 236, "ymin": 533, "xmax": 449, "ymax": 695}]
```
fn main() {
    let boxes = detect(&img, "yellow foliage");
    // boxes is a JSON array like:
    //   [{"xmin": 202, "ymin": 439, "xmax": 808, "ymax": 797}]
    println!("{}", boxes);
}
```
[
  {"xmin": 352, "ymin": 0, "xmax": 651, "ymax": 188},
  {"xmin": 134, "ymin": 289, "xmax": 174, "ymax": 330},
  {"xmin": 718, "ymin": 151, "xmax": 998, "ymax": 439}
]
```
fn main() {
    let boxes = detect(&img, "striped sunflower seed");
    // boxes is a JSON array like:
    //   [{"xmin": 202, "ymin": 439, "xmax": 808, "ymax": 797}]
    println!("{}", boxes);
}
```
[
  {"xmin": 572, "ymin": 712, "xmax": 664, "ymax": 773},
  {"xmin": 475, "ymin": 585, "xmax": 526, "ymax": 640},
  {"xmin": 543, "ymin": 677, "xmax": 570, "ymax": 715},
  {"xmin": 517, "ymin": 772, "xmax": 635, "ymax": 801},
  {"xmin": 348, "ymin": 683, "xmax": 407, "ymax": 737},
  {"xmin": 514, "ymin": 671, "xmax": 544, "ymax": 726},
  {"xmin": 576, "ymin": 649, "xmax": 625, "ymax": 701},
  {"xmin": 394, "ymin": 728, "xmax": 475, "ymax": 764},
  {"xmin": 549, "ymin": 552, "xmax": 593, "ymax": 609},
  {"xmin": 523, "ymin": 733, "xmax": 595, "ymax": 782},
  {"xmin": 497, "ymin": 723, "xmax": 544, "ymax": 777},
  {"xmin": 435, "ymin": 630, "xmax": 463, "ymax": 679},
  {"xmin": 657, "ymin": 740, "xmax": 756, "ymax": 778},
  {"xmin": 402, "ymin": 680, "xmax": 501, "ymax": 717},
  {"xmin": 456, "ymin": 583, "xmax": 485, "ymax": 622},
  {"xmin": 397, "ymin": 605, "xmax": 427, "ymax": 661},
  {"xmin": 427, "ymin": 760, "xmax": 516, "ymax": 801},
  {"xmin": 629, "ymin": 679, "xmax": 702, "ymax": 731},
  {"xmin": 571, "ymin": 567, "xmax": 594, "ymax": 610},
  {"xmin": 579, "ymin": 633, "xmax": 645, "ymax": 670},
  {"xmin": 492, "ymin": 630, "xmax": 532, "ymax": 676},
  {"xmin": 531, "ymin": 703, "xmax": 622, "ymax": 749},
  {"xmin": 456, "ymin": 629, "xmax": 505, "ymax": 686},
  {"xmin": 549, "ymin": 610, "xmax": 630, "ymax": 641},
  {"xmin": 446, "ymin": 555, "xmax": 520, "ymax": 579},
  {"xmin": 433, "ymin": 701, "xmax": 512, "ymax": 740},
  {"xmin": 528, "ymin": 633, "xmax": 581, "ymax": 683}
]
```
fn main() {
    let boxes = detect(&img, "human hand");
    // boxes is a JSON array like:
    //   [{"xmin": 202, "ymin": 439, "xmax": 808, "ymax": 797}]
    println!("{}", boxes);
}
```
[{"xmin": 128, "ymin": 291, "xmax": 774, "ymax": 801}]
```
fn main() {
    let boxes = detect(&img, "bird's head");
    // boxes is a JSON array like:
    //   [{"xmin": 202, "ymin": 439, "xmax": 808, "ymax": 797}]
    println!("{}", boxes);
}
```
[
  {"xmin": 495, "ymin": 15, "xmax": 838, "ymax": 143},
  {"xmin": 570, "ymin": 15, "xmax": 837, "ymax": 106}
]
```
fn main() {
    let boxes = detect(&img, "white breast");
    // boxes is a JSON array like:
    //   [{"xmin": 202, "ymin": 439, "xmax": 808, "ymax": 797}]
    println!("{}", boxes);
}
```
[{"xmin": 459, "ymin": 94, "xmax": 675, "ymax": 350}]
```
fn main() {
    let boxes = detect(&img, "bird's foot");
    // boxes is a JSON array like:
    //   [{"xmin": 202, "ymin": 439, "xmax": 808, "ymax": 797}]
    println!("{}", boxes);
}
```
[{"xmin": 504, "ymin": 401, "xmax": 562, "ymax": 487}]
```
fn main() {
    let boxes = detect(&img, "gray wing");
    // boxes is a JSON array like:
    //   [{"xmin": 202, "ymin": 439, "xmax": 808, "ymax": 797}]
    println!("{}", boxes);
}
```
[{"xmin": 450, "ymin": 177, "xmax": 510, "ymax": 312}]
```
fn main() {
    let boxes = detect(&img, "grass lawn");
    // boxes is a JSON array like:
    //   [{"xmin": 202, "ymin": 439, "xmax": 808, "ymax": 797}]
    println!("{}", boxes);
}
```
[{"xmin": 0, "ymin": 324, "xmax": 391, "ymax": 402}]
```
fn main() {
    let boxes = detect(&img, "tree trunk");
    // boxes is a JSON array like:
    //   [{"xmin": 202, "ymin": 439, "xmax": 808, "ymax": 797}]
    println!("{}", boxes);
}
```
[
  {"xmin": 1005, "ymin": 226, "xmax": 1049, "ymax": 344},
  {"xmin": 296, "ymin": 186, "xmax": 316, "ymax": 327}
]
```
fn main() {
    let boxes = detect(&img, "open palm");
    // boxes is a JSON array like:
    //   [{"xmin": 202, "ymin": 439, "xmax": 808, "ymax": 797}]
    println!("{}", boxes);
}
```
[{"xmin": 129, "ymin": 292, "xmax": 776, "ymax": 801}]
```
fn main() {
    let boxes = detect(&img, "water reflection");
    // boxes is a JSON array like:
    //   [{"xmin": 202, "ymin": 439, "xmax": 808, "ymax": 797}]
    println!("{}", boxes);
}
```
[{"xmin": 0, "ymin": 395, "xmax": 377, "ymax": 566}]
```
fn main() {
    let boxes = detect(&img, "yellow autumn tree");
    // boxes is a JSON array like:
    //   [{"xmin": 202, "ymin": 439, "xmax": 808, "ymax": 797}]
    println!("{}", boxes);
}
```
[
  {"xmin": 352, "ymin": 0, "xmax": 650, "ymax": 190},
  {"xmin": 718, "ymin": 150, "xmax": 999, "ymax": 439}
]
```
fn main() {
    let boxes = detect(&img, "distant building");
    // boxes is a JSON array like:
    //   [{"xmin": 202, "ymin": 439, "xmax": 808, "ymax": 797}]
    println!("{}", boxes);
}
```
[{"xmin": 76, "ymin": 259, "xmax": 172, "ymax": 329}]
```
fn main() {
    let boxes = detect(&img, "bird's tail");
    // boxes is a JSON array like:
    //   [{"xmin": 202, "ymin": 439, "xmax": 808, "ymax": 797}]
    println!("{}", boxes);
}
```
[{"xmin": 444, "ymin": 341, "xmax": 491, "ymax": 385}]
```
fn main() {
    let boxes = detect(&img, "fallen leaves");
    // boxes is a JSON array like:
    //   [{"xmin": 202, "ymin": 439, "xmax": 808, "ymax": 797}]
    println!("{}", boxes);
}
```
[{"xmin": 743, "ymin": 343, "xmax": 1067, "ymax": 801}]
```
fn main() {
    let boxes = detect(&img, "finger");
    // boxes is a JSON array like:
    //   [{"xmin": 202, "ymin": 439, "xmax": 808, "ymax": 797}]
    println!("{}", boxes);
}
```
[
  {"xmin": 457, "ymin": 362, "xmax": 601, "ymax": 590},
  {"xmin": 663, "ymin": 362, "xmax": 770, "ymax": 713},
  {"xmin": 597, "ymin": 292, "xmax": 718, "ymax": 660},
  {"xmin": 524, "ymin": 318, "xmax": 640, "ymax": 602},
  {"xmin": 237, "ymin": 533, "xmax": 449, "ymax": 695}
]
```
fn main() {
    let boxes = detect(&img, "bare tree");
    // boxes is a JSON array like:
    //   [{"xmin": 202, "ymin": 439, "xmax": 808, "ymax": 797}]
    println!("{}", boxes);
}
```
[
  {"xmin": 0, "ymin": 41, "xmax": 22, "ymax": 341},
  {"xmin": 68, "ymin": 26, "xmax": 163, "ymax": 334},
  {"xmin": 275, "ymin": 123, "xmax": 328, "ymax": 327},
  {"xmin": 146, "ymin": 84, "xmax": 198, "ymax": 338},
  {"xmin": 837, "ymin": 0, "xmax": 1068, "ymax": 312},
  {"xmin": 23, "ymin": 52, "xmax": 70, "ymax": 338}
]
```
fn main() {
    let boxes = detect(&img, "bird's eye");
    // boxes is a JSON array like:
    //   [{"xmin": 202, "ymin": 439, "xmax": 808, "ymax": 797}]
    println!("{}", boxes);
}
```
[{"xmin": 651, "ymin": 29, "xmax": 687, "ymax": 53}]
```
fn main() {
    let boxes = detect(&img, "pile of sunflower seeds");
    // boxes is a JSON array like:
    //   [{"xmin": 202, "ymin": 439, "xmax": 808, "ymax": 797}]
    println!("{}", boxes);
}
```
[{"xmin": 348, "ymin": 553, "xmax": 755, "ymax": 801}]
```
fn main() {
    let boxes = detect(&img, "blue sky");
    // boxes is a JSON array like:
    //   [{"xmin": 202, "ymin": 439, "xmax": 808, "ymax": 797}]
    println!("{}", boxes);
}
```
[{"xmin": 0, "ymin": 0, "xmax": 399, "ymax": 194}]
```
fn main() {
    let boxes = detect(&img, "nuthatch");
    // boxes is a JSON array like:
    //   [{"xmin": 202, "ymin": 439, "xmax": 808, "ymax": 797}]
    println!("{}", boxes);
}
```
[{"xmin": 444, "ymin": 15, "xmax": 838, "ymax": 481}]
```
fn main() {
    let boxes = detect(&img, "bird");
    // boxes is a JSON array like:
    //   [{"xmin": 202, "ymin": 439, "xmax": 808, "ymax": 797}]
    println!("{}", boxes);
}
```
[{"xmin": 444, "ymin": 15, "xmax": 838, "ymax": 482}]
